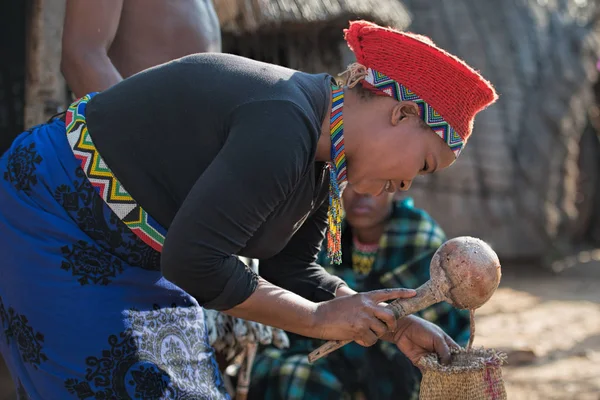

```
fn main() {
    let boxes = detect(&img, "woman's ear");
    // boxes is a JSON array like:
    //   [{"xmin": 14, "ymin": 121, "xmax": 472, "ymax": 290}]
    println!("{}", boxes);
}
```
[{"xmin": 390, "ymin": 101, "xmax": 421, "ymax": 126}]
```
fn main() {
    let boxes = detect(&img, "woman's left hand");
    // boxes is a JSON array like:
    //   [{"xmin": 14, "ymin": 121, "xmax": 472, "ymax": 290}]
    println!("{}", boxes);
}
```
[{"xmin": 381, "ymin": 315, "xmax": 458, "ymax": 366}]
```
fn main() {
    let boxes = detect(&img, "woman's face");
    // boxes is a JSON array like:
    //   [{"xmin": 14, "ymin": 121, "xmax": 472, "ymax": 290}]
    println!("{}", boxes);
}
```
[
  {"xmin": 347, "ymin": 113, "xmax": 457, "ymax": 196},
  {"xmin": 343, "ymin": 187, "xmax": 394, "ymax": 230}
]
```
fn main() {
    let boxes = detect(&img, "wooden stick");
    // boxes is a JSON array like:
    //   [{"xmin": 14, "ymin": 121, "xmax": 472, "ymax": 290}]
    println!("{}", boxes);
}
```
[{"xmin": 467, "ymin": 310, "xmax": 476, "ymax": 350}]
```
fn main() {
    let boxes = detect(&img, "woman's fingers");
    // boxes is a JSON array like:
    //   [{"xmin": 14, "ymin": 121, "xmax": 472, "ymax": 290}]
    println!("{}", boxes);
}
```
[
  {"xmin": 434, "ymin": 333, "xmax": 452, "ymax": 365},
  {"xmin": 356, "ymin": 328, "xmax": 379, "ymax": 347},
  {"xmin": 368, "ymin": 317, "xmax": 389, "ymax": 338},
  {"xmin": 445, "ymin": 334, "xmax": 460, "ymax": 351},
  {"xmin": 354, "ymin": 289, "xmax": 416, "ymax": 342},
  {"xmin": 313, "ymin": 289, "xmax": 417, "ymax": 344},
  {"xmin": 365, "ymin": 288, "xmax": 416, "ymax": 303},
  {"xmin": 371, "ymin": 305, "xmax": 397, "ymax": 332}
]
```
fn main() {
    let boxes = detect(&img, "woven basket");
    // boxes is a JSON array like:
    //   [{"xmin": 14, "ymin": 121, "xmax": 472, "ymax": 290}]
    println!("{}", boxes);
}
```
[{"xmin": 418, "ymin": 347, "xmax": 507, "ymax": 400}]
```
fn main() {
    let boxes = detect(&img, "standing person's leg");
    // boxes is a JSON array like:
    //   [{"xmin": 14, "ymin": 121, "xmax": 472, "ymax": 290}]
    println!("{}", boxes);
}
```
[{"xmin": 0, "ymin": 118, "xmax": 229, "ymax": 399}]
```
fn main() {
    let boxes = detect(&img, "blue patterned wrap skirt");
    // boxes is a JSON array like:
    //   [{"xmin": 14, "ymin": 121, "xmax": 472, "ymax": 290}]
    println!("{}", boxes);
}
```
[{"xmin": 0, "ymin": 95, "xmax": 229, "ymax": 399}]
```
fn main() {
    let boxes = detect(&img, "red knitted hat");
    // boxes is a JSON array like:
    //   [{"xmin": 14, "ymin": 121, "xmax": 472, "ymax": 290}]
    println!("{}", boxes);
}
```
[{"xmin": 344, "ymin": 20, "xmax": 498, "ymax": 157}]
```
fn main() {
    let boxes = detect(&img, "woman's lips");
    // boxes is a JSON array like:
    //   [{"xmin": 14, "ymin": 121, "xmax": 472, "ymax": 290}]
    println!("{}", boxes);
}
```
[{"xmin": 350, "ymin": 203, "xmax": 372, "ymax": 215}]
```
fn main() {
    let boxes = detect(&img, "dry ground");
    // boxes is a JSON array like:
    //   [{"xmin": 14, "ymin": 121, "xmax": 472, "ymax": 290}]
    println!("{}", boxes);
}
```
[
  {"xmin": 1, "ymin": 258, "xmax": 599, "ymax": 399},
  {"xmin": 475, "ymin": 257, "xmax": 600, "ymax": 400}
]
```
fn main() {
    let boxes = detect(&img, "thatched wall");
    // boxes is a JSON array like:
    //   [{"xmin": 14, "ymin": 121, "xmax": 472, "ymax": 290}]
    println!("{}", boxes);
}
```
[
  {"xmin": 216, "ymin": 0, "xmax": 410, "ymax": 75},
  {"xmin": 216, "ymin": 0, "xmax": 410, "ymax": 35}
]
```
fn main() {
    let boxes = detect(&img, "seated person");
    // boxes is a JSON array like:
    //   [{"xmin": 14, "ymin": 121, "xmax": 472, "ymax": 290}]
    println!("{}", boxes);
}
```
[{"xmin": 248, "ymin": 187, "xmax": 471, "ymax": 399}]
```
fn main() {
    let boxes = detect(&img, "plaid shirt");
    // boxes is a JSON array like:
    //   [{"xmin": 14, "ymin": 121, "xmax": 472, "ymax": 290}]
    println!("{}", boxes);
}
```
[{"xmin": 249, "ymin": 197, "xmax": 471, "ymax": 400}]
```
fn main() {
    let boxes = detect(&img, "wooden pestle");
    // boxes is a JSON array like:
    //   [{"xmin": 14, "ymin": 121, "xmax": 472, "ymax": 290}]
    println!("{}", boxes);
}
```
[{"xmin": 308, "ymin": 236, "xmax": 501, "ymax": 364}]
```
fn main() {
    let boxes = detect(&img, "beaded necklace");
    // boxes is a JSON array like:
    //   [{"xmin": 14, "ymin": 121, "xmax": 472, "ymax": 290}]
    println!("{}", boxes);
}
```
[
  {"xmin": 352, "ymin": 237, "xmax": 379, "ymax": 275},
  {"xmin": 326, "ymin": 85, "xmax": 346, "ymax": 264}
]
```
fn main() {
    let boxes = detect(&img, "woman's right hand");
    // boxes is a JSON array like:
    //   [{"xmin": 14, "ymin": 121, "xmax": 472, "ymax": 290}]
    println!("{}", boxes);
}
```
[{"xmin": 311, "ymin": 288, "xmax": 417, "ymax": 346}]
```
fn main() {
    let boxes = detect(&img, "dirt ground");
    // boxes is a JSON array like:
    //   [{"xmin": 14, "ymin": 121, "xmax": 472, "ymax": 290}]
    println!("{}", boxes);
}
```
[
  {"xmin": 1, "ymin": 257, "xmax": 599, "ymax": 399},
  {"xmin": 475, "ymin": 255, "xmax": 600, "ymax": 400}
]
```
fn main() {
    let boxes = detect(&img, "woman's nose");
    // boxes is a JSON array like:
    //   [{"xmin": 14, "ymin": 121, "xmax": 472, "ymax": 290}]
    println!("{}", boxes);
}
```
[{"xmin": 399, "ymin": 180, "xmax": 412, "ymax": 191}]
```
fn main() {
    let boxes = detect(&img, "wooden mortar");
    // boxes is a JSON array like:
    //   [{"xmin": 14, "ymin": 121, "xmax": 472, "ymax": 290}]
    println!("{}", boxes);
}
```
[{"xmin": 307, "ymin": 236, "xmax": 502, "ymax": 363}]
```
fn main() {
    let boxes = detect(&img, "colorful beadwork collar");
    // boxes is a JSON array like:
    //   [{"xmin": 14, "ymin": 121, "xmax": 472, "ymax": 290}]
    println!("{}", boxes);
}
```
[
  {"xmin": 326, "ymin": 85, "xmax": 346, "ymax": 264},
  {"xmin": 352, "ymin": 236, "xmax": 379, "ymax": 276}
]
